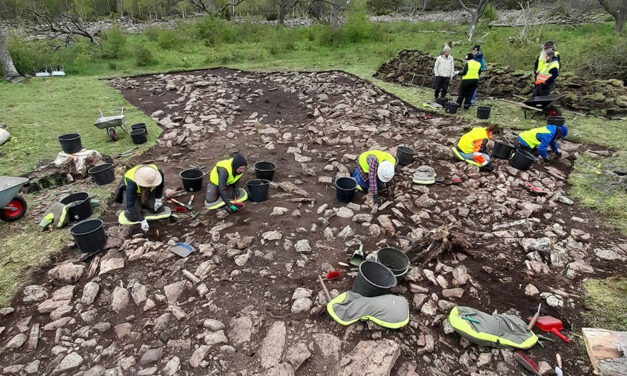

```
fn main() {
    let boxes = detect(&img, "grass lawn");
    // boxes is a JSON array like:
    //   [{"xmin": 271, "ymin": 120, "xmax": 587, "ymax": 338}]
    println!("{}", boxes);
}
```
[{"xmin": 0, "ymin": 77, "xmax": 162, "ymax": 176}]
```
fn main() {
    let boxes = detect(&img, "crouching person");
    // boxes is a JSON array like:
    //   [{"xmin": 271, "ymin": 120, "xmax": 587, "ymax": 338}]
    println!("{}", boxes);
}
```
[
  {"xmin": 205, "ymin": 152, "xmax": 248, "ymax": 213},
  {"xmin": 451, "ymin": 125, "xmax": 500, "ymax": 172},
  {"xmin": 352, "ymin": 150, "xmax": 396, "ymax": 206},
  {"xmin": 117, "ymin": 164, "xmax": 169, "ymax": 232},
  {"xmin": 515, "ymin": 125, "xmax": 568, "ymax": 162}
]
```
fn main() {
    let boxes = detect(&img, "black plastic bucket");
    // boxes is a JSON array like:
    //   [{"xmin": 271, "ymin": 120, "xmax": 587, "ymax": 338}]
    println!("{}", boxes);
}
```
[
  {"xmin": 477, "ymin": 106, "xmax": 491, "ymax": 119},
  {"xmin": 352, "ymin": 260, "xmax": 397, "ymax": 297},
  {"xmin": 445, "ymin": 102, "xmax": 459, "ymax": 114},
  {"xmin": 247, "ymin": 179, "xmax": 270, "ymax": 202},
  {"xmin": 131, "ymin": 123, "xmax": 147, "ymax": 135},
  {"xmin": 396, "ymin": 146, "xmax": 415, "ymax": 166},
  {"xmin": 335, "ymin": 177, "xmax": 357, "ymax": 203},
  {"xmin": 179, "ymin": 168, "xmax": 204, "ymax": 192},
  {"xmin": 130, "ymin": 129, "xmax": 147, "ymax": 145},
  {"xmin": 492, "ymin": 142, "xmax": 514, "ymax": 160},
  {"xmin": 377, "ymin": 248, "xmax": 410, "ymax": 281},
  {"xmin": 60, "ymin": 192, "xmax": 92, "ymax": 222},
  {"xmin": 254, "ymin": 161, "xmax": 276, "ymax": 181},
  {"xmin": 509, "ymin": 149, "xmax": 536, "ymax": 171},
  {"xmin": 59, "ymin": 133, "xmax": 82, "ymax": 154},
  {"xmin": 547, "ymin": 116, "xmax": 565, "ymax": 126},
  {"xmin": 71, "ymin": 219, "xmax": 106, "ymax": 253},
  {"xmin": 88, "ymin": 163, "xmax": 115, "ymax": 185},
  {"xmin": 436, "ymin": 97, "xmax": 447, "ymax": 107}
]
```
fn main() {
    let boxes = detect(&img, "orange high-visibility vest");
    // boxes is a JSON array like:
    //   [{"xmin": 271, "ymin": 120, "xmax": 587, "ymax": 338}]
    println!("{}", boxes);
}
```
[{"xmin": 535, "ymin": 60, "xmax": 560, "ymax": 85}]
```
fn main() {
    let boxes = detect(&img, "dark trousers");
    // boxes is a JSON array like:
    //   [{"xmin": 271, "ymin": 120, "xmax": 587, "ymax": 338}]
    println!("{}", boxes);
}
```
[
  {"xmin": 457, "ymin": 80, "xmax": 478, "ymax": 109},
  {"xmin": 533, "ymin": 83, "xmax": 551, "ymax": 97},
  {"xmin": 434, "ymin": 76, "xmax": 450, "ymax": 99}
]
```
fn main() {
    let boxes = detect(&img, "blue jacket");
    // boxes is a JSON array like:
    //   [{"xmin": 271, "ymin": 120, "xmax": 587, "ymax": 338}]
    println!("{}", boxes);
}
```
[
  {"xmin": 474, "ymin": 51, "xmax": 486, "ymax": 72},
  {"xmin": 517, "ymin": 125, "xmax": 560, "ymax": 159}
]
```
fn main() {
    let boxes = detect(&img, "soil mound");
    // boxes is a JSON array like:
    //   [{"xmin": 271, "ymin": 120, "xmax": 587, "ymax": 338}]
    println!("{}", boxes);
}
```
[{"xmin": 374, "ymin": 49, "xmax": 627, "ymax": 116}]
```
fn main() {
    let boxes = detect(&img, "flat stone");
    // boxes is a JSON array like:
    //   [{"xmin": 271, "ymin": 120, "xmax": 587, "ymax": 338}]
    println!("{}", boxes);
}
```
[
  {"xmin": 284, "ymin": 342, "xmax": 311, "ymax": 371},
  {"xmin": 259, "ymin": 321, "xmax": 286, "ymax": 369},
  {"xmin": 338, "ymin": 339, "xmax": 400, "ymax": 376},
  {"xmin": 163, "ymin": 357, "xmax": 180, "ymax": 375},
  {"xmin": 594, "ymin": 248, "xmax": 623, "ymax": 261},
  {"xmin": 420, "ymin": 300, "xmax": 437, "ymax": 316},
  {"xmin": 271, "ymin": 207, "xmax": 289, "ymax": 216},
  {"xmin": 111, "ymin": 286, "xmax": 130, "ymax": 313},
  {"xmin": 47, "ymin": 263, "xmax": 85, "ymax": 284},
  {"xmin": 294, "ymin": 239, "xmax": 312, "ymax": 254},
  {"xmin": 442, "ymin": 288, "xmax": 464, "ymax": 298},
  {"xmin": 265, "ymin": 363, "xmax": 295, "ymax": 376},
  {"xmin": 189, "ymin": 345, "xmax": 210, "ymax": 368},
  {"xmin": 477, "ymin": 353, "xmax": 492, "ymax": 368},
  {"xmin": 204, "ymin": 330, "xmax": 228, "ymax": 347},
  {"xmin": 43, "ymin": 317, "xmax": 72, "ymax": 331},
  {"xmin": 291, "ymin": 298, "xmax": 313, "ymax": 314},
  {"xmin": 139, "ymin": 348, "xmax": 163, "ymax": 365},
  {"xmin": 525, "ymin": 284, "xmax": 540, "ymax": 296},
  {"xmin": 202, "ymin": 319, "xmax": 225, "ymax": 331},
  {"xmin": 81, "ymin": 282, "xmax": 100, "ymax": 305},
  {"xmin": 335, "ymin": 207, "xmax": 354, "ymax": 218},
  {"xmin": 55, "ymin": 352, "xmax": 83, "ymax": 373},
  {"xmin": 263, "ymin": 230, "xmax": 283, "ymax": 241},
  {"xmin": 6, "ymin": 333, "xmax": 27, "ymax": 349},
  {"xmin": 164, "ymin": 281, "xmax": 187, "ymax": 305},
  {"xmin": 99, "ymin": 258, "xmax": 124, "ymax": 275},
  {"xmin": 23, "ymin": 285, "xmax": 48, "ymax": 303},
  {"xmin": 229, "ymin": 316, "xmax": 253, "ymax": 347}
]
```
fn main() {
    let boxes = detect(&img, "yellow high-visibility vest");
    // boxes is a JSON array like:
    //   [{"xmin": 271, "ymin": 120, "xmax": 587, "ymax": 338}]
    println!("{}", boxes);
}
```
[
  {"xmin": 210, "ymin": 158, "xmax": 243, "ymax": 186},
  {"xmin": 124, "ymin": 164, "xmax": 159, "ymax": 192},
  {"xmin": 457, "ymin": 127, "xmax": 488, "ymax": 154},
  {"xmin": 462, "ymin": 60, "xmax": 481, "ymax": 80},
  {"xmin": 358, "ymin": 150, "xmax": 396, "ymax": 173}
]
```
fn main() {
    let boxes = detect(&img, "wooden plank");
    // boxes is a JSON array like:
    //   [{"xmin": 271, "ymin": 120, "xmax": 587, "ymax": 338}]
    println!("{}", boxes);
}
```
[{"xmin": 582, "ymin": 328, "xmax": 627, "ymax": 375}]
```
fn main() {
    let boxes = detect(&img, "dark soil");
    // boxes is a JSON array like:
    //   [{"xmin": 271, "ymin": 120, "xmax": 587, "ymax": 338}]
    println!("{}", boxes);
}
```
[{"xmin": 0, "ymin": 68, "xmax": 625, "ymax": 376}]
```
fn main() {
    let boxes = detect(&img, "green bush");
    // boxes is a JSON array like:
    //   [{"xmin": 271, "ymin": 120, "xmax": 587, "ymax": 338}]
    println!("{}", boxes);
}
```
[
  {"xmin": 195, "ymin": 16, "xmax": 226, "ymax": 45},
  {"xmin": 157, "ymin": 29, "xmax": 186, "ymax": 50},
  {"xmin": 343, "ymin": 11, "xmax": 373, "ymax": 43},
  {"xmin": 145, "ymin": 26, "xmax": 160, "ymax": 42},
  {"xmin": 135, "ymin": 46, "xmax": 153, "ymax": 67},
  {"xmin": 366, "ymin": 0, "xmax": 400, "ymax": 16},
  {"xmin": 100, "ymin": 25, "xmax": 126, "ymax": 58},
  {"xmin": 7, "ymin": 36, "xmax": 59, "ymax": 75},
  {"xmin": 315, "ymin": 25, "xmax": 343, "ymax": 47},
  {"xmin": 483, "ymin": 4, "xmax": 498, "ymax": 23}
]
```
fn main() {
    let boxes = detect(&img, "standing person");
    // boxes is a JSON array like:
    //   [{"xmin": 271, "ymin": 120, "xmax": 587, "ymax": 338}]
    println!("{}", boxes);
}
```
[
  {"xmin": 535, "ymin": 41, "xmax": 561, "ymax": 75},
  {"xmin": 533, "ymin": 50, "xmax": 560, "ymax": 96},
  {"xmin": 456, "ymin": 54, "xmax": 481, "ymax": 110},
  {"xmin": 515, "ymin": 125, "xmax": 568, "ymax": 162},
  {"xmin": 351, "ymin": 150, "xmax": 396, "ymax": 206},
  {"xmin": 205, "ymin": 152, "xmax": 248, "ymax": 212},
  {"xmin": 451, "ymin": 125, "xmax": 501, "ymax": 172},
  {"xmin": 470, "ymin": 45, "xmax": 486, "ymax": 105},
  {"xmin": 116, "ymin": 164, "xmax": 168, "ymax": 232},
  {"xmin": 434, "ymin": 45, "xmax": 455, "ymax": 100}
]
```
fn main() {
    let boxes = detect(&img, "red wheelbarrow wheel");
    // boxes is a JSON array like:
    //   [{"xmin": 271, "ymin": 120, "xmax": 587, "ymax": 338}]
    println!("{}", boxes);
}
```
[{"xmin": 0, "ymin": 195, "xmax": 27, "ymax": 222}]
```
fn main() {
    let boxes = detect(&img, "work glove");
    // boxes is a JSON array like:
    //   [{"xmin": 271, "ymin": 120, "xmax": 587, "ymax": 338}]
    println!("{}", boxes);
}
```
[
  {"xmin": 140, "ymin": 219, "xmax": 149, "ymax": 232},
  {"xmin": 373, "ymin": 195, "xmax": 383, "ymax": 206},
  {"xmin": 228, "ymin": 205, "xmax": 238, "ymax": 213},
  {"xmin": 541, "ymin": 156, "xmax": 551, "ymax": 163},
  {"xmin": 232, "ymin": 200, "xmax": 245, "ymax": 208},
  {"xmin": 555, "ymin": 151, "xmax": 562, "ymax": 159},
  {"xmin": 154, "ymin": 198, "xmax": 163, "ymax": 211}
]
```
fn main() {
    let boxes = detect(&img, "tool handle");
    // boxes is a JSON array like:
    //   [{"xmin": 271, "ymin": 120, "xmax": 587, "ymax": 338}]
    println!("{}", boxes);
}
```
[
  {"xmin": 318, "ymin": 275, "xmax": 332, "ymax": 303},
  {"xmin": 528, "ymin": 310, "xmax": 541, "ymax": 330},
  {"xmin": 556, "ymin": 353, "xmax": 562, "ymax": 368},
  {"xmin": 552, "ymin": 328, "xmax": 571, "ymax": 343}
]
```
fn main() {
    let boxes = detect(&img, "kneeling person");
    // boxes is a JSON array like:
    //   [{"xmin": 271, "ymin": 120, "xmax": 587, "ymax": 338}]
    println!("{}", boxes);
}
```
[
  {"xmin": 205, "ymin": 153, "xmax": 248, "ymax": 212},
  {"xmin": 516, "ymin": 125, "xmax": 567, "ymax": 162},
  {"xmin": 117, "ymin": 164, "xmax": 169, "ymax": 232},
  {"xmin": 352, "ymin": 150, "xmax": 395, "ymax": 205},
  {"xmin": 451, "ymin": 125, "xmax": 500, "ymax": 171}
]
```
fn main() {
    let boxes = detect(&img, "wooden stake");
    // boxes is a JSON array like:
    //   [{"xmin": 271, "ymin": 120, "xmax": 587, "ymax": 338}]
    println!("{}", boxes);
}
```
[{"xmin": 318, "ymin": 275, "xmax": 331, "ymax": 303}]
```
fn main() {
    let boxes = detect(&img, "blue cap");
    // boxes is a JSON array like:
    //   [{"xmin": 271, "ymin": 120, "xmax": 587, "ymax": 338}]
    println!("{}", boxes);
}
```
[{"xmin": 559, "ymin": 125, "xmax": 568, "ymax": 139}]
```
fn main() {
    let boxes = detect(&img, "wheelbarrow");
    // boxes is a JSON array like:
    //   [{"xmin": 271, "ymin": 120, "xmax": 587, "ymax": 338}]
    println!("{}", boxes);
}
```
[
  {"xmin": 0, "ymin": 176, "xmax": 29, "ymax": 222},
  {"xmin": 521, "ymin": 94, "xmax": 565, "ymax": 119},
  {"xmin": 94, "ymin": 107, "xmax": 129, "ymax": 141}
]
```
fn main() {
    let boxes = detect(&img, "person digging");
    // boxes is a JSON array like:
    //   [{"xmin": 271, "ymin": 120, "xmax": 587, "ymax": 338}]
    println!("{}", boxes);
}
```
[
  {"xmin": 116, "ymin": 164, "xmax": 170, "ymax": 232},
  {"xmin": 451, "ymin": 125, "xmax": 501, "ymax": 172},
  {"xmin": 352, "ymin": 150, "xmax": 396, "ymax": 206},
  {"xmin": 205, "ymin": 152, "xmax": 248, "ymax": 213},
  {"xmin": 515, "ymin": 125, "xmax": 568, "ymax": 163}
]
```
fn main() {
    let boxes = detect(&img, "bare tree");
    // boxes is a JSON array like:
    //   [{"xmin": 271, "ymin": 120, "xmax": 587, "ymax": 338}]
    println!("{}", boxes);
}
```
[
  {"xmin": 422, "ymin": 0, "xmax": 431, "ymax": 11},
  {"xmin": 0, "ymin": 27, "xmax": 22, "ymax": 83},
  {"xmin": 189, "ymin": 0, "xmax": 246, "ymax": 15},
  {"xmin": 459, "ymin": 0, "xmax": 491, "ymax": 41},
  {"xmin": 598, "ymin": 0, "xmax": 626, "ymax": 35},
  {"xmin": 26, "ymin": 5, "xmax": 96, "ymax": 44}
]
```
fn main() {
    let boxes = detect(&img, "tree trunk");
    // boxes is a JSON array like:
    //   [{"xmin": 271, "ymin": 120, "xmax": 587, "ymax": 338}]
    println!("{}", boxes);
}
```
[
  {"xmin": 331, "ymin": 0, "xmax": 342, "ymax": 29},
  {"xmin": 278, "ymin": 0, "xmax": 289, "ymax": 27},
  {"xmin": 0, "ymin": 28, "xmax": 21, "ymax": 82},
  {"xmin": 468, "ymin": 13, "xmax": 478, "ymax": 41},
  {"xmin": 615, "ymin": 14, "xmax": 625, "ymax": 35},
  {"xmin": 422, "ymin": 0, "xmax": 430, "ymax": 11},
  {"xmin": 598, "ymin": 0, "xmax": 626, "ymax": 35}
]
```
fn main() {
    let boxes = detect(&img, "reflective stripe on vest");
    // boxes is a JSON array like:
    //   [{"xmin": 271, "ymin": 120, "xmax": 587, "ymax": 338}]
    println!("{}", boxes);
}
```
[
  {"xmin": 358, "ymin": 151, "xmax": 396, "ymax": 173},
  {"xmin": 519, "ymin": 127, "xmax": 552, "ymax": 149},
  {"xmin": 462, "ymin": 60, "xmax": 481, "ymax": 80},
  {"xmin": 124, "ymin": 164, "xmax": 159, "ymax": 193},
  {"xmin": 457, "ymin": 127, "xmax": 489, "ymax": 154},
  {"xmin": 535, "ymin": 60, "xmax": 559, "ymax": 85},
  {"xmin": 209, "ymin": 158, "xmax": 243, "ymax": 186}
]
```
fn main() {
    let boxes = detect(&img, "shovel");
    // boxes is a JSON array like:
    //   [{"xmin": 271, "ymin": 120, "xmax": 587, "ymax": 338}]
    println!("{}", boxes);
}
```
[
  {"xmin": 349, "ymin": 243, "xmax": 364, "ymax": 267},
  {"xmin": 531, "ymin": 315, "xmax": 571, "ymax": 343},
  {"xmin": 170, "ymin": 239, "xmax": 195, "ymax": 258}
]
